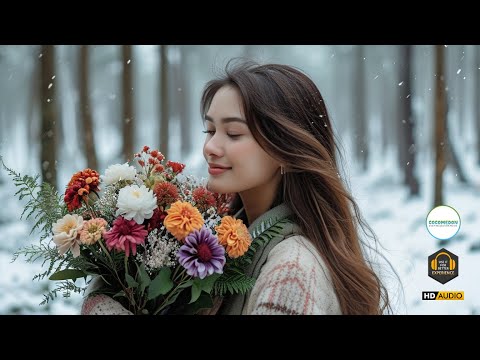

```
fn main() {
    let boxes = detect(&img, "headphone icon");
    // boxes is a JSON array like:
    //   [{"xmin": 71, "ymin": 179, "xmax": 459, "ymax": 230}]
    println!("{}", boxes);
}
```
[{"xmin": 431, "ymin": 252, "xmax": 456, "ymax": 270}]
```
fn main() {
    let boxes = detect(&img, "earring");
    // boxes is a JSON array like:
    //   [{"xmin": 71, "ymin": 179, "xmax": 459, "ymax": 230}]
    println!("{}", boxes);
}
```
[{"xmin": 280, "ymin": 166, "xmax": 284, "ymax": 175}]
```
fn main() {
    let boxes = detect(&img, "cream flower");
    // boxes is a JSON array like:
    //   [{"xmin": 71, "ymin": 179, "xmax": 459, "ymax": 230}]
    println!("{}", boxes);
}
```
[
  {"xmin": 52, "ymin": 214, "xmax": 84, "ymax": 257},
  {"xmin": 115, "ymin": 184, "xmax": 158, "ymax": 224},
  {"xmin": 101, "ymin": 163, "xmax": 137, "ymax": 186}
]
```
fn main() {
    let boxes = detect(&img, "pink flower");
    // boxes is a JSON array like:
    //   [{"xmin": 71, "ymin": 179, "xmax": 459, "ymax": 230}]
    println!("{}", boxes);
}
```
[
  {"xmin": 79, "ymin": 218, "xmax": 108, "ymax": 245},
  {"xmin": 103, "ymin": 217, "xmax": 148, "ymax": 257}
]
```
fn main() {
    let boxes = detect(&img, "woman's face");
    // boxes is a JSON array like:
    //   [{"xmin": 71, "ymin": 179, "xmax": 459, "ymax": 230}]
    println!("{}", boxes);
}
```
[{"xmin": 203, "ymin": 85, "xmax": 280, "ymax": 195}]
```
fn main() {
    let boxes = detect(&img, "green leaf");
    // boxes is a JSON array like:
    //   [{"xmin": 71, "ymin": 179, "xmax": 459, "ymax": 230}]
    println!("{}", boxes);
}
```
[
  {"xmin": 177, "ymin": 292, "xmax": 214, "ymax": 315},
  {"xmin": 112, "ymin": 290, "xmax": 127, "ymax": 299},
  {"xmin": 148, "ymin": 267, "xmax": 173, "ymax": 300},
  {"xmin": 177, "ymin": 279, "xmax": 194, "ymax": 289},
  {"xmin": 195, "ymin": 273, "xmax": 221, "ymax": 294},
  {"xmin": 190, "ymin": 282, "xmax": 202, "ymax": 303},
  {"xmin": 125, "ymin": 273, "xmax": 139, "ymax": 288},
  {"xmin": 49, "ymin": 269, "xmax": 88, "ymax": 281},
  {"xmin": 137, "ymin": 263, "xmax": 151, "ymax": 293}
]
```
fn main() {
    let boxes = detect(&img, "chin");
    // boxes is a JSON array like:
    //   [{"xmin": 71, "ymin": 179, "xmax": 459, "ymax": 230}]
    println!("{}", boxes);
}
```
[{"xmin": 207, "ymin": 179, "xmax": 235, "ymax": 194}]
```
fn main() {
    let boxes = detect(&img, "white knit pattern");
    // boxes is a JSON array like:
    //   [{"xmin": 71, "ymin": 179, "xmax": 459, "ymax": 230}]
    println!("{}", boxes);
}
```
[
  {"xmin": 243, "ymin": 235, "xmax": 342, "ymax": 315},
  {"xmin": 81, "ymin": 294, "xmax": 133, "ymax": 315}
]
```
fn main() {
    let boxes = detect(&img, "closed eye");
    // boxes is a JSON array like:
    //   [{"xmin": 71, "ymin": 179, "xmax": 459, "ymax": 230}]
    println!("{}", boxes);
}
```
[{"xmin": 202, "ymin": 130, "xmax": 241, "ymax": 139}]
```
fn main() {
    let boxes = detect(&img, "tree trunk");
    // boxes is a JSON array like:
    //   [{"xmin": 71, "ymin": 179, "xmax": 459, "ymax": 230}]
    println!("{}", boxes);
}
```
[
  {"xmin": 353, "ymin": 45, "xmax": 368, "ymax": 171},
  {"xmin": 159, "ymin": 45, "xmax": 169, "ymax": 160},
  {"xmin": 122, "ymin": 45, "xmax": 134, "ymax": 162},
  {"xmin": 381, "ymin": 48, "xmax": 391, "ymax": 155},
  {"xmin": 28, "ymin": 47, "xmax": 40, "ymax": 151},
  {"xmin": 476, "ymin": 46, "xmax": 480, "ymax": 166},
  {"xmin": 40, "ymin": 45, "xmax": 58, "ymax": 189},
  {"xmin": 445, "ymin": 127, "xmax": 468, "ymax": 183},
  {"xmin": 399, "ymin": 45, "xmax": 419, "ymax": 196},
  {"xmin": 456, "ymin": 45, "xmax": 466, "ymax": 135},
  {"xmin": 177, "ymin": 47, "xmax": 191, "ymax": 159},
  {"xmin": 79, "ymin": 45, "xmax": 98, "ymax": 170},
  {"xmin": 433, "ymin": 45, "xmax": 447, "ymax": 207}
]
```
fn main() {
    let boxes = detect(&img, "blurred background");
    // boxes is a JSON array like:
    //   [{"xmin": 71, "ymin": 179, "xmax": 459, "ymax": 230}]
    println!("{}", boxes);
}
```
[{"xmin": 0, "ymin": 45, "xmax": 479, "ymax": 314}]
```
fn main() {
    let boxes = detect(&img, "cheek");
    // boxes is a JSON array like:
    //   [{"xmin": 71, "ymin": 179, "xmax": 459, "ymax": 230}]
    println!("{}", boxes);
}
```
[{"xmin": 234, "ymin": 142, "xmax": 277, "ymax": 174}]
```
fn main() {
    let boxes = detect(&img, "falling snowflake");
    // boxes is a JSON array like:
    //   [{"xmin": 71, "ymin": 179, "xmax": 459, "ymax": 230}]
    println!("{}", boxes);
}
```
[
  {"xmin": 457, "ymin": 69, "xmax": 461, "ymax": 74},
  {"xmin": 398, "ymin": 81, "xmax": 404, "ymax": 86}
]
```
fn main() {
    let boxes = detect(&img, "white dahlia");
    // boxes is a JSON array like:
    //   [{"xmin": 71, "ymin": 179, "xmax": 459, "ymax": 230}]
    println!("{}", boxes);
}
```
[
  {"xmin": 101, "ymin": 163, "xmax": 137, "ymax": 186},
  {"xmin": 115, "ymin": 184, "xmax": 158, "ymax": 224},
  {"xmin": 52, "ymin": 214, "xmax": 84, "ymax": 257}
]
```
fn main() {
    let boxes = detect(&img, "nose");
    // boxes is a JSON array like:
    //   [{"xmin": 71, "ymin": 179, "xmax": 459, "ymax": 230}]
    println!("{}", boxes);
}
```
[{"xmin": 203, "ymin": 133, "xmax": 224, "ymax": 159}]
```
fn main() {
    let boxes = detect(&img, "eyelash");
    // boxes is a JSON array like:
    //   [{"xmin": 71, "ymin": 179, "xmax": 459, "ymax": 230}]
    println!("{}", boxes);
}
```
[{"xmin": 202, "ymin": 130, "xmax": 240, "ymax": 139}]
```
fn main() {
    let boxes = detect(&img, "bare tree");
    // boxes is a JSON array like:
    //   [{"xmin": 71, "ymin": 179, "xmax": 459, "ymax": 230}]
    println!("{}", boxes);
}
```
[
  {"xmin": 433, "ymin": 45, "xmax": 447, "ymax": 207},
  {"xmin": 79, "ymin": 45, "xmax": 98, "ymax": 169},
  {"xmin": 353, "ymin": 45, "xmax": 368, "ymax": 171},
  {"xmin": 176, "ymin": 46, "xmax": 191, "ymax": 159},
  {"xmin": 456, "ymin": 46, "xmax": 466, "ymax": 135},
  {"xmin": 445, "ymin": 101, "xmax": 468, "ymax": 183},
  {"xmin": 381, "ymin": 47, "xmax": 393, "ymax": 155},
  {"xmin": 159, "ymin": 45, "xmax": 169, "ymax": 160},
  {"xmin": 40, "ymin": 45, "xmax": 58, "ymax": 188},
  {"xmin": 476, "ymin": 46, "xmax": 480, "ymax": 166},
  {"xmin": 398, "ymin": 45, "xmax": 419, "ymax": 196},
  {"xmin": 28, "ymin": 47, "xmax": 40, "ymax": 149},
  {"xmin": 122, "ymin": 45, "xmax": 134, "ymax": 161}
]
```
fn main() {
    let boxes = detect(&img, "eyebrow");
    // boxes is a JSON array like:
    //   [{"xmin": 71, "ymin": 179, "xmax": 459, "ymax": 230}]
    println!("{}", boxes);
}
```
[{"xmin": 204, "ymin": 115, "xmax": 247, "ymax": 125}]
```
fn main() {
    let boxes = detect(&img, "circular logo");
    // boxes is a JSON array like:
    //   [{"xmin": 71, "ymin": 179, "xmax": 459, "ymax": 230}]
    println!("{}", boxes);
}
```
[{"xmin": 426, "ymin": 205, "xmax": 460, "ymax": 240}]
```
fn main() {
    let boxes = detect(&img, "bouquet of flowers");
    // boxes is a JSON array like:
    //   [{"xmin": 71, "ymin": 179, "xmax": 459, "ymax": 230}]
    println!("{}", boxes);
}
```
[{"xmin": 2, "ymin": 146, "xmax": 276, "ymax": 315}]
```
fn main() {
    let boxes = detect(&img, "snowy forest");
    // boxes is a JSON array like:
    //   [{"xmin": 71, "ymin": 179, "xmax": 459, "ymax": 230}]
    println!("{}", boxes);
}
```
[{"xmin": 0, "ymin": 45, "xmax": 479, "ymax": 315}]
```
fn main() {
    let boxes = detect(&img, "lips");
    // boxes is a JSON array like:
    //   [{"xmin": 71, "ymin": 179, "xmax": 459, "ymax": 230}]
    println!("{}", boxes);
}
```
[
  {"xmin": 208, "ymin": 163, "xmax": 232, "ymax": 170},
  {"xmin": 208, "ymin": 163, "xmax": 232, "ymax": 176}
]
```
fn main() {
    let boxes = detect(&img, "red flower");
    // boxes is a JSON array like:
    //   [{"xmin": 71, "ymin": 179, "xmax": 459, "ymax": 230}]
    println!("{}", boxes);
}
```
[
  {"xmin": 64, "ymin": 169, "xmax": 100, "ymax": 211},
  {"xmin": 153, "ymin": 181, "xmax": 179, "ymax": 207},
  {"xmin": 146, "ymin": 208, "xmax": 165, "ymax": 232},
  {"xmin": 192, "ymin": 187, "xmax": 216, "ymax": 212},
  {"xmin": 214, "ymin": 193, "xmax": 235, "ymax": 216},
  {"xmin": 166, "ymin": 161, "xmax": 186, "ymax": 174}
]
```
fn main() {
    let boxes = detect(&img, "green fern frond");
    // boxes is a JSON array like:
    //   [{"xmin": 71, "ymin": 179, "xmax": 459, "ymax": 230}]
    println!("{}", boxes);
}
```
[
  {"xmin": 213, "ymin": 271, "xmax": 256, "ymax": 297},
  {"xmin": 1, "ymin": 157, "xmax": 65, "ymax": 243},
  {"xmin": 40, "ymin": 281, "xmax": 84, "ymax": 306},
  {"xmin": 234, "ymin": 218, "xmax": 293, "ymax": 268}
]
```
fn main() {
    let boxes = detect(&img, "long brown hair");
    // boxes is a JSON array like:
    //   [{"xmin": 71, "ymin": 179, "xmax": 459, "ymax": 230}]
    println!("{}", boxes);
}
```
[{"xmin": 201, "ymin": 59, "xmax": 394, "ymax": 315}]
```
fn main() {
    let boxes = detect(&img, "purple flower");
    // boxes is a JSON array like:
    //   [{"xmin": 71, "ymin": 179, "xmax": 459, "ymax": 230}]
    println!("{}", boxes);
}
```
[{"xmin": 177, "ymin": 226, "xmax": 225, "ymax": 279}]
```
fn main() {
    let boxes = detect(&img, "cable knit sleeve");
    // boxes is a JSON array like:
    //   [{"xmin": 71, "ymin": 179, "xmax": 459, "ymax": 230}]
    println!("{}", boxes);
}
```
[
  {"xmin": 80, "ymin": 276, "xmax": 133, "ymax": 315},
  {"xmin": 244, "ymin": 236, "xmax": 342, "ymax": 315}
]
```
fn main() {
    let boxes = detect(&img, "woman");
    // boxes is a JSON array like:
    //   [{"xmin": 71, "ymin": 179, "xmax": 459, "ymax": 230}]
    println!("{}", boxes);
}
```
[
  {"xmin": 82, "ymin": 59, "xmax": 398, "ymax": 315},
  {"xmin": 200, "ymin": 59, "xmax": 395, "ymax": 315}
]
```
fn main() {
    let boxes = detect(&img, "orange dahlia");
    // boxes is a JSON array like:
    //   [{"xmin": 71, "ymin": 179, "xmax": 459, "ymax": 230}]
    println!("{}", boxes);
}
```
[
  {"xmin": 64, "ymin": 169, "xmax": 100, "ymax": 211},
  {"xmin": 215, "ymin": 216, "xmax": 251, "ymax": 258},
  {"xmin": 164, "ymin": 201, "xmax": 204, "ymax": 241}
]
